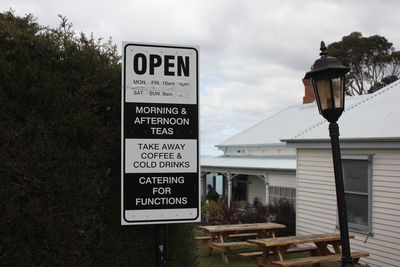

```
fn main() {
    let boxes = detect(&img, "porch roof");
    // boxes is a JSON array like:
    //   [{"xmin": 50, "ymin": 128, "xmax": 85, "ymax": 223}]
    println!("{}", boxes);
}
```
[{"xmin": 201, "ymin": 156, "xmax": 296, "ymax": 174}]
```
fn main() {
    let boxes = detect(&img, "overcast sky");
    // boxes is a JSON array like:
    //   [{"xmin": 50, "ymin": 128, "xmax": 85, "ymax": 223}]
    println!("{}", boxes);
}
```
[{"xmin": 2, "ymin": 0, "xmax": 400, "ymax": 156}]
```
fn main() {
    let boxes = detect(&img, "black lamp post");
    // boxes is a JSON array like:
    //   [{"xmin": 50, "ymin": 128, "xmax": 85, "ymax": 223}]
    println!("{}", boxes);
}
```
[{"xmin": 305, "ymin": 41, "xmax": 353, "ymax": 267}]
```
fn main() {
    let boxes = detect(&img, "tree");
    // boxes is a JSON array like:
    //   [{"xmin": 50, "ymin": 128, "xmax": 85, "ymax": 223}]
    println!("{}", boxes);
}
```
[
  {"xmin": 0, "ymin": 10, "xmax": 197, "ymax": 266},
  {"xmin": 327, "ymin": 32, "xmax": 400, "ymax": 95}
]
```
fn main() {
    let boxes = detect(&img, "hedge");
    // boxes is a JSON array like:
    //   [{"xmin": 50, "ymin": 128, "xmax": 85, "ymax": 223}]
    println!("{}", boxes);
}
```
[{"xmin": 0, "ymin": 10, "xmax": 197, "ymax": 266}]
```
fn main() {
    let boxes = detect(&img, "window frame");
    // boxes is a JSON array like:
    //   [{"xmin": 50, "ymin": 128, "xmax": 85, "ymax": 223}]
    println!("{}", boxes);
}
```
[
  {"xmin": 341, "ymin": 155, "xmax": 373, "ymax": 235},
  {"xmin": 269, "ymin": 186, "xmax": 296, "ymax": 206}
]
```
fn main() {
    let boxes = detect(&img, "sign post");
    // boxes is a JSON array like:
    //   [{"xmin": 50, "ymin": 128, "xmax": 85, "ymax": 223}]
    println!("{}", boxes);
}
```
[
  {"xmin": 121, "ymin": 43, "xmax": 200, "ymax": 226},
  {"xmin": 156, "ymin": 224, "xmax": 168, "ymax": 267}
]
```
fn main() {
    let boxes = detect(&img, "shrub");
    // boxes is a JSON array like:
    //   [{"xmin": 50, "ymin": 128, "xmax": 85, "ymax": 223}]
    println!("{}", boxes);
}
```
[
  {"xmin": 201, "ymin": 198, "xmax": 295, "ymax": 237},
  {"xmin": 201, "ymin": 200, "xmax": 245, "ymax": 225},
  {"xmin": 266, "ymin": 199, "xmax": 296, "ymax": 236}
]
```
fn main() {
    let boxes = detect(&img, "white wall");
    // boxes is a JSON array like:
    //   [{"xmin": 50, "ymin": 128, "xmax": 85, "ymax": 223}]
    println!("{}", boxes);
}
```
[
  {"xmin": 296, "ymin": 148, "xmax": 400, "ymax": 267},
  {"xmin": 269, "ymin": 173, "xmax": 296, "ymax": 188},
  {"xmin": 247, "ymin": 173, "xmax": 296, "ymax": 205}
]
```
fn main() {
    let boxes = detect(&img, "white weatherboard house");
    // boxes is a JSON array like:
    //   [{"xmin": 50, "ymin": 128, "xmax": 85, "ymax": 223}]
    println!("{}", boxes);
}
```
[
  {"xmin": 201, "ymin": 79, "xmax": 400, "ymax": 267},
  {"xmin": 201, "ymin": 79, "xmax": 321, "ymax": 205},
  {"xmin": 285, "ymin": 80, "xmax": 400, "ymax": 267}
]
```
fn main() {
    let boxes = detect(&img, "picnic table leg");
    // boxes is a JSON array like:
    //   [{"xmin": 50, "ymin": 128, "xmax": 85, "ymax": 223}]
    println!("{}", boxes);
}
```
[
  {"xmin": 207, "ymin": 234, "xmax": 216, "ymax": 256},
  {"xmin": 312, "ymin": 242, "xmax": 330, "ymax": 267},
  {"xmin": 219, "ymin": 233, "xmax": 229, "ymax": 242},
  {"xmin": 275, "ymin": 246, "xmax": 285, "ymax": 261},
  {"xmin": 256, "ymin": 252, "xmax": 270, "ymax": 267},
  {"xmin": 217, "ymin": 233, "xmax": 230, "ymax": 263},
  {"xmin": 332, "ymin": 242, "xmax": 341, "ymax": 254},
  {"xmin": 207, "ymin": 244, "xmax": 213, "ymax": 256},
  {"xmin": 315, "ymin": 242, "xmax": 332, "ymax": 255},
  {"xmin": 270, "ymin": 230, "xmax": 276, "ymax": 239},
  {"xmin": 256, "ymin": 229, "xmax": 275, "ymax": 239},
  {"xmin": 220, "ymin": 248, "xmax": 229, "ymax": 263}
]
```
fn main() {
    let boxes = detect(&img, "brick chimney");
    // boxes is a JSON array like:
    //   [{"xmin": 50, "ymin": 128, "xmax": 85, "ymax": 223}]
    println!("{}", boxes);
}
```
[{"xmin": 302, "ymin": 78, "xmax": 315, "ymax": 104}]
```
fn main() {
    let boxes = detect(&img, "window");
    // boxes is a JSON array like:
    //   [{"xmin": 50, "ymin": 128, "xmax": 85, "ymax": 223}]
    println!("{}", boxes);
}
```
[
  {"xmin": 269, "ymin": 186, "xmax": 296, "ymax": 206},
  {"xmin": 206, "ymin": 173, "xmax": 224, "ymax": 198},
  {"xmin": 342, "ymin": 156, "xmax": 372, "ymax": 233},
  {"xmin": 215, "ymin": 175, "xmax": 223, "ymax": 196}
]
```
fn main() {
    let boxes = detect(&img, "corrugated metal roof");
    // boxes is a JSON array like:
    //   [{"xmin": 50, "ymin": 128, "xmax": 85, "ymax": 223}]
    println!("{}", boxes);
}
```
[
  {"xmin": 293, "ymin": 80, "xmax": 400, "ymax": 140},
  {"xmin": 218, "ymin": 80, "xmax": 400, "ymax": 147},
  {"xmin": 217, "ymin": 103, "xmax": 321, "ymax": 147}
]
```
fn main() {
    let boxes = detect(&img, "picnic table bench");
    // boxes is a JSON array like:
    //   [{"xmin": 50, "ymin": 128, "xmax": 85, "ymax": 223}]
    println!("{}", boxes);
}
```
[
  {"xmin": 195, "ymin": 232, "xmax": 258, "ymax": 242},
  {"xmin": 238, "ymin": 245, "xmax": 319, "ymax": 260},
  {"xmin": 272, "ymin": 251, "xmax": 369, "ymax": 267},
  {"xmin": 247, "ymin": 233, "xmax": 369, "ymax": 267}
]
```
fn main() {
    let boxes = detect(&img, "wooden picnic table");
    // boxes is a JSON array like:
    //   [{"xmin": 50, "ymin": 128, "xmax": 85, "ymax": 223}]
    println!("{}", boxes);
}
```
[
  {"xmin": 247, "ymin": 233, "xmax": 369, "ymax": 267},
  {"xmin": 197, "ymin": 222, "xmax": 286, "ymax": 263}
]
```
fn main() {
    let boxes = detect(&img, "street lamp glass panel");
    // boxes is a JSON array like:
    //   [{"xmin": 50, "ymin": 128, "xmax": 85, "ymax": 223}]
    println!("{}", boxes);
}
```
[
  {"xmin": 314, "ymin": 76, "xmax": 344, "ymax": 112},
  {"xmin": 332, "ymin": 76, "xmax": 344, "ymax": 109},
  {"xmin": 315, "ymin": 79, "xmax": 331, "ymax": 110}
]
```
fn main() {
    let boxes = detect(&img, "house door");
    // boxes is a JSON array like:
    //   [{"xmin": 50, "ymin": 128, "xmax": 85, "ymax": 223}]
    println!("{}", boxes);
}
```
[{"xmin": 233, "ymin": 175, "xmax": 247, "ymax": 201}]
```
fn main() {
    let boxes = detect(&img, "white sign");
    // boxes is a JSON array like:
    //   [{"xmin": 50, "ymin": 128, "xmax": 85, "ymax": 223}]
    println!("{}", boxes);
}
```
[
  {"xmin": 125, "ymin": 139, "xmax": 197, "ymax": 173},
  {"xmin": 122, "ymin": 43, "xmax": 200, "ymax": 225},
  {"xmin": 124, "ymin": 44, "xmax": 197, "ymax": 104}
]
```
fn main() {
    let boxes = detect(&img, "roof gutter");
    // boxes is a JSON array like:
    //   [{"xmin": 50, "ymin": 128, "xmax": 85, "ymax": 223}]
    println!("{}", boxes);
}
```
[
  {"xmin": 283, "ymin": 137, "xmax": 400, "ymax": 149},
  {"xmin": 200, "ymin": 165, "xmax": 296, "ymax": 175},
  {"xmin": 215, "ymin": 143, "xmax": 287, "ymax": 149}
]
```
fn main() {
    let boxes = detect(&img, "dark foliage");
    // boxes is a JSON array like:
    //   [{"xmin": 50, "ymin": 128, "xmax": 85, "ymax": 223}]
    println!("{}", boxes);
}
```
[
  {"xmin": 202, "ymin": 199, "xmax": 295, "ymax": 237},
  {"xmin": 237, "ymin": 198, "xmax": 269, "ymax": 224},
  {"xmin": 266, "ymin": 199, "xmax": 296, "ymax": 237},
  {"xmin": 0, "ymin": 10, "xmax": 197, "ymax": 266},
  {"xmin": 327, "ymin": 32, "xmax": 400, "ymax": 95}
]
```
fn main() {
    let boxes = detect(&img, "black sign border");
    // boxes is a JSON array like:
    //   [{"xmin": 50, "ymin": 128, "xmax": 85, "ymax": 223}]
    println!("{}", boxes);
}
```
[{"xmin": 122, "ymin": 43, "xmax": 200, "ymax": 224}]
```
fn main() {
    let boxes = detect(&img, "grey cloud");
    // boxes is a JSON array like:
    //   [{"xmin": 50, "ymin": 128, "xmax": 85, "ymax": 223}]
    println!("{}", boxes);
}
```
[{"xmin": 2, "ymin": 0, "xmax": 400, "ymax": 155}]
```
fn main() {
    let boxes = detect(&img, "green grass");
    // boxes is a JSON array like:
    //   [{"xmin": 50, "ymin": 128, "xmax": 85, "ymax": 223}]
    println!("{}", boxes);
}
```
[
  {"xmin": 196, "ymin": 242, "xmax": 257, "ymax": 267},
  {"xmin": 196, "ymin": 242, "xmax": 342, "ymax": 267},
  {"xmin": 194, "ymin": 229, "xmax": 365, "ymax": 267}
]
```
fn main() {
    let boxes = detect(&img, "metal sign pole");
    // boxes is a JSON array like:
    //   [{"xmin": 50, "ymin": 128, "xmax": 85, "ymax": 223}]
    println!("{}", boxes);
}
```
[{"xmin": 156, "ymin": 224, "xmax": 168, "ymax": 267}]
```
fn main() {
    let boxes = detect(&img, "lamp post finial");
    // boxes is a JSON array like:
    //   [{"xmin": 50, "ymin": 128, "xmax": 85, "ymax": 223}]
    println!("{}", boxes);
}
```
[{"xmin": 320, "ymin": 41, "xmax": 328, "ymax": 56}]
